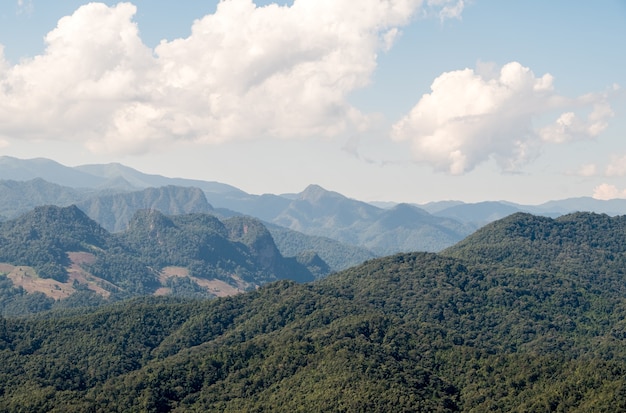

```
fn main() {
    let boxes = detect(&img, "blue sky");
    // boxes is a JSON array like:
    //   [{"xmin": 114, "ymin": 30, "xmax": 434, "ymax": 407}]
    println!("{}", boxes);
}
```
[{"xmin": 0, "ymin": 0, "xmax": 625, "ymax": 204}]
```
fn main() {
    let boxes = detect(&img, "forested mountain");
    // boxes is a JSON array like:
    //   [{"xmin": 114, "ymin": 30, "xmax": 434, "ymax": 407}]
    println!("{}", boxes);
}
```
[
  {"xmin": 2, "ymin": 211, "xmax": 626, "ymax": 410},
  {"xmin": 77, "ymin": 185, "xmax": 214, "ymax": 232},
  {"xmin": 4, "ymin": 156, "xmax": 626, "ymax": 256},
  {"xmin": 0, "ymin": 179, "xmax": 94, "ymax": 220},
  {"xmin": 192, "ymin": 183, "xmax": 475, "ymax": 254},
  {"xmin": 267, "ymin": 224, "xmax": 377, "ymax": 271},
  {"xmin": 442, "ymin": 211, "xmax": 626, "ymax": 273},
  {"xmin": 0, "ymin": 205, "xmax": 113, "ymax": 282},
  {"xmin": 0, "ymin": 180, "xmax": 374, "ymax": 271},
  {"xmin": 0, "ymin": 179, "xmax": 216, "ymax": 231},
  {"xmin": 0, "ymin": 206, "xmax": 319, "ymax": 315},
  {"xmin": 266, "ymin": 185, "xmax": 476, "ymax": 254}
]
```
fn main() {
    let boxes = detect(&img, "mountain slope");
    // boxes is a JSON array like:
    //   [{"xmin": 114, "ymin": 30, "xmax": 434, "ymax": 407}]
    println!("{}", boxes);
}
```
[
  {"xmin": 77, "ymin": 185, "xmax": 214, "ymax": 232},
  {"xmin": 0, "ymin": 178, "xmax": 91, "ymax": 220},
  {"xmin": 361, "ymin": 203, "xmax": 474, "ymax": 254},
  {"xmin": 270, "ymin": 185, "xmax": 475, "ymax": 254},
  {"xmin": 0, "ymin": 156, "xmax": 107, "ymax": 187},
  {"xmin": 442, "ymin": 211, "xmax": 626, "ymax": 278},
  {"xmin": 0, "ymin": 178, "xmax": 371, "ymax": 273},
  {"xmin": 433, "ymin": 200, "xmax": 524, "ymax": 226},
  {"xmin": 75, "ymin": 162, "xmax": 244, "ymax": 195},
  {"xmin": 0, "ymin": 205, "xmax": 113, "ymax": 282},
  {"xmin": 267, "ymin": 223, "xmax": 377, "ymax": 271},
  {"xmin": 4, "ymin": 208, "xmax": 626, "ymax": 411},
  {"xmin": 0, "ymin": 206, "xmax": 317, "ymax": 313}
]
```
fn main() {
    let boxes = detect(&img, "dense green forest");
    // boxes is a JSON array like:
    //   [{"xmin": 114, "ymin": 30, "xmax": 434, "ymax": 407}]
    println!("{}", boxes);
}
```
[
  {"xmin": 0, "ymin": 205, "xmax": 320, "ymax": 314},
  {"xmin": 1, "ymin": 212, "xmax": 626, "ymax": 411},
  {"xmin": 267, "ymin": 224, "xmax": 377, "ymax": 271}
]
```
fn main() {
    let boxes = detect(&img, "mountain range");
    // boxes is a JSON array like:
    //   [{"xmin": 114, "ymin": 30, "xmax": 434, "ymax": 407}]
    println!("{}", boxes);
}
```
[
  {"xmin": 2, "ymin": 155, "xmax": 626, "ymax": 410},
  {"xmin": 3, "ymin": 156, "xmax": 626, "ymax": 258},
  {"xmin": 1, "ymin": 211, "xmax": 626, "ymax": 411},
  {"xmin": 0, "ymin": 205, "xmax": 319, "ymax": 315}
]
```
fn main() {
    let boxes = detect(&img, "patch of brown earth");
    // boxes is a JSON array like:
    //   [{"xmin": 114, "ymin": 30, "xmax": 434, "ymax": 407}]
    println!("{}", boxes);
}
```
[
  {"xmin": 0, "ymin": 252, "xmax": 117, "ymax": 300},
  {"xmin": 67, "ymin": 252, "xmax": 117, "ymax": 298},
  {"xmin": 0, "ymin": 258, "xmax": 251, "ymax": 301},
  {"xmin": 3, "ymin": 265, "xmax": 75, "ymax": 300},
  {"xmin": 67, "ymin": 251, "xmax": 97, "ymax": 266},
  {"xmin": 159, "ymin": 266, "xmax": 248, "ymax": 297},
  {"xmin": 154, "ymin": 287, "xmax": 172, "ymax": 296}
]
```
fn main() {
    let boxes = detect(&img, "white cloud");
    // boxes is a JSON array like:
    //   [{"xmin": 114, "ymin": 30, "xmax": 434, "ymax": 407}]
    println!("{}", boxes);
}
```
[
  {"xmin": 1, "ymin": 0, "xmax": 463, "ymax": 155},
  {"xmin": 539, "ymin": 102, "xmax": 613, "ymax": 143},
  {"xmin": 605, "ymin": 154, "xmax": 626, "ymax": 177},
  {"xmin": 434, "ymin": 0, "xmax": 465, "ymax": 21},
  {"xmin": 424, "ymin": 0, "xmax": 465, "ymax": 21},
  {"xmin": 593, "ymin": 183, "xmax": 626, "ymax": 200},
  {"xmin": 391, "ymin": 62, "xmax": 613, "ymax": 174},
  {"xmin": 1, "ymin": 3, "xmax": 155, "ymax": 151}
]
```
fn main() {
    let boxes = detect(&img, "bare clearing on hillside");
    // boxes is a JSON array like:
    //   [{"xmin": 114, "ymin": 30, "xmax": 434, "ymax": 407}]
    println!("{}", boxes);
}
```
[
  {"xmin": 1, "ymin": 264, "xmax": 73, "ymax": 300},
  {"xmin": 158, "ymin": 266, "xmax": 248, "ymax": 297},
  {"xmin": 0, "ymin": 252, "xmax": 116, "ymax": 300},
  {"xmin": 0, "ymin": 257, "xmax": 250, "ymax": 301}
]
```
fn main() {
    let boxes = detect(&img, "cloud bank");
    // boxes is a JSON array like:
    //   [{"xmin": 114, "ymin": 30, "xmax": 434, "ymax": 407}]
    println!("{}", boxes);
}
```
[
  {"xmin": 391, "ymin": 62, "xmax": 614, "ymax": 174},
  {"xmin": 0, "ymin": 0, "xmax": 465, "ymax": 154}
]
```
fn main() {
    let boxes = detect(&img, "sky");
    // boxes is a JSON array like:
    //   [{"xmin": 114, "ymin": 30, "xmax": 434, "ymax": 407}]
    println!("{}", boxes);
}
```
[{"xmin": 0, "ymin": 0, "xmax": 625, "ymax": 205}]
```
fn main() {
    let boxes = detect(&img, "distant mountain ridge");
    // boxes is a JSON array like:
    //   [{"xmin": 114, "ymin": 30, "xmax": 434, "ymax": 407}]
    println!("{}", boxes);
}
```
[
  {"xmin": 0, "ymin": 178, "xmax": 89, "ymax": 219},
  {"xmin": 0, "ymin": 157, "xmax": 477, "ymax": 254},
  {"xmin": 77, "ymin": 185, "xmax": 214, "ymax": 232},
  {"xmin": 430, "ymin": 201, "xmax": 527, "ymax": 226},
  {"xmin": 0, "ymin": 179, "xmax": 374, "ymax": 272},
  {"xmin": 423, "ymin": 198, "xmax": 626, "ymax": 223},
  {"xmin": 2, "ymin": 156, "xmax": 626, "ymax": 257},
  {"xmin": 237, "ymin": 184, "xmax": 477, "ymax": 254},
  {"xmin": 0, "ymin": 156, "xmax": 243, "ymax": 194}
]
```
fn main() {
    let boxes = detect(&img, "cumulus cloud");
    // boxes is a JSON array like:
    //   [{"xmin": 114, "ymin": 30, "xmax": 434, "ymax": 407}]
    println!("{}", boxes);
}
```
[
  {"xmin": 0, "ymin": 0, "xmax": 463, "ymax": 155},
  {"xmin": 539, "ymin": 102, "xmax": 614, "ymax": 143},
  {"xmin": 593, "ymin": 183, "xmax": 626, "ymax": 200},
  {"xmin": 391, "ymin": 62, "xmax": 614, "ymax": 174},
  {"xmin": 1, "ymin": 3, "xmax": 155, "ymax": 152}
]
